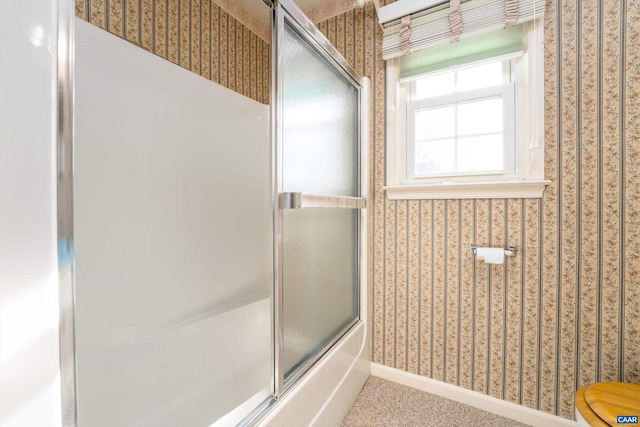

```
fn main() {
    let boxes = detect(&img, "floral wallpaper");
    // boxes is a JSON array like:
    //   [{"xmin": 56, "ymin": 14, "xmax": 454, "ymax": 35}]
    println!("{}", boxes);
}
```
[{"xmin": 75, "ymin": 0, "xmax": 270, "ymax": 104}]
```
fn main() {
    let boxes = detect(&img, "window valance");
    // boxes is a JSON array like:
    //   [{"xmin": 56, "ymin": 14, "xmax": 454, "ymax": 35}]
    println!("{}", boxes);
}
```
[{"xmin": 381, "ymin": 0, "xmax": 545, "ymax": 60}]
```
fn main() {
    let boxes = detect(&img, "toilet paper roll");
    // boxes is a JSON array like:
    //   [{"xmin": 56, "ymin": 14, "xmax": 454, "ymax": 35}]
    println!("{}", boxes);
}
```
[{"xmin": 475, "ymin": 247, "xmax": 505, "ymax": 264}]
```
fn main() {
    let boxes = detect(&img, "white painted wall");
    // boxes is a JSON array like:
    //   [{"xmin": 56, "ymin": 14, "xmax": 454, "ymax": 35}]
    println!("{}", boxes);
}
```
[{"xmin": 0, "ymin": 1, "xmax": 62, "ymax": 426}]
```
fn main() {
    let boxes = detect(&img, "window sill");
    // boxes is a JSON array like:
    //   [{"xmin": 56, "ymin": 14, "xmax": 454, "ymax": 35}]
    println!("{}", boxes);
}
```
[{"xmin": 384, "ymin": 180, "xmax": 551, "ymax": 200}]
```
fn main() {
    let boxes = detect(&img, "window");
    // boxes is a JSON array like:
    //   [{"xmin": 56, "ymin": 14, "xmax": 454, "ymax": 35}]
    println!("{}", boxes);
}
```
[
  {"xmin": 407, "ymin": 58, "xmax": 515, "ymax": 180},
  {"xmin": 385, "ymin": 20, "xmax": 550, "ymax": 200}
]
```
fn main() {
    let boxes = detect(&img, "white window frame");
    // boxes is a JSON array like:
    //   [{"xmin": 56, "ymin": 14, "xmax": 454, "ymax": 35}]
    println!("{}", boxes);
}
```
[
  {"xmin": 406, "ymin": 75, "xmax": 516, "ymax": 181},
  {"xmin": 384, "ymin": 20, "xmax": 550, "ymax": 200}
]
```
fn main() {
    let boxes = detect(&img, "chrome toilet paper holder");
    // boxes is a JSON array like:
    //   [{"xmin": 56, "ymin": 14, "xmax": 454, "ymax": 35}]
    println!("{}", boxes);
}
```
[{"xmin": 470, "ymin": 244, "xmax": 517, "ymax": 257}]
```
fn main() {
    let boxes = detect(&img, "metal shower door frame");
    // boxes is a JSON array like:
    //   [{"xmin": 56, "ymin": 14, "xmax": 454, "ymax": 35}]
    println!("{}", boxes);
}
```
[{"xmin": 270, "ymin": 0, "xmax": 368, "ymax": 398}]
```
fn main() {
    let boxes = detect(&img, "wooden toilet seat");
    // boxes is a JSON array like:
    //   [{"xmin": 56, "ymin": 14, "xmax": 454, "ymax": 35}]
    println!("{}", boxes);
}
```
[{"xmin": 575, "ymin": 382, "xmax": 640, "ymax": 426}]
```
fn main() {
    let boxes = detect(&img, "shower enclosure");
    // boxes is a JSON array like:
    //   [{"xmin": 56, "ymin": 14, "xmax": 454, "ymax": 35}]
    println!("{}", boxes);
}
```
[
  {"xmin": 65, "ymin": 0, "xmax": 368, "ymax": 425},
  {"xmin": 271, "ymin": 0, "xmax": 367, "ymax": 396}
]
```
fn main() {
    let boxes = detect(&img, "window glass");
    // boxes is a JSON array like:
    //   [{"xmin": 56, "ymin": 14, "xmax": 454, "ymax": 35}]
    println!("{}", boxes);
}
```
[
  {"xmin": 457, "ymin": 61, "xmax": 503, "ymax": 91},
  {"xmin": 457, "ymin": 135, "xmax": 503, "ymax": 171},
  {"xmin": 414, "ymin": 71, "xmax": 455, "ymax": 99},
  {"xmin": 415, "ymin": 106, "xmax": 455, "ymax": 140},
  {"xmin": 412, "ymin": 95, "xmax": 506, "ymax": 176},
  {"xmin": 456, "ymin": 97, "xmax": 503, "ymax": 135},
  {"xmin": 415, "ymin": 139, "xmax": 455, "ymax": 175},
  {"xmin": 413, "ymin": 59, "xmax": 506, "ymax": 100}
]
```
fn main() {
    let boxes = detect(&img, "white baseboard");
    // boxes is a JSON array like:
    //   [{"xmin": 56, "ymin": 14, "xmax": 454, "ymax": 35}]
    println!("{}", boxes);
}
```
[{"xmin": 370, "ymin": 363, "xmax": 578, "ymax": 427}]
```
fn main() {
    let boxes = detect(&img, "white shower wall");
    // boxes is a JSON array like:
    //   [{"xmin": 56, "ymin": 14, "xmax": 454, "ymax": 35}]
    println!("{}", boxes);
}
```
[
  {"xmin": 74, "ymin": 18, "xmax": 271, "ymax": 426},
  {"xmin": 0, "ymin": 1, "xmax": 61, "ymax": 426}
]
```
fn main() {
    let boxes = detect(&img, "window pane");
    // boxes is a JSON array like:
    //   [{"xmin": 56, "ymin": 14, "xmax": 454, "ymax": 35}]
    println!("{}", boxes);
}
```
[
  {"xmin": 414, "ymin": 71, "xmax": 455, "ymax": 99},
  {"xmin": 457, "ymin": 134, "xmax": 504, "ymax": 172},
  {"xmin": 415, "ymin": 105, "xmax": 455, "ymax": 140},
  {"xmin": 415, "ymin": 139, "xmax": 455, "ymax": 175},
  {"xmin": 457, "ymin": 97, "xmax": 503, "ymax": 136},
  {"xmin": 457, "ymin": 61, "xmax": 504, "ymax": 91}
]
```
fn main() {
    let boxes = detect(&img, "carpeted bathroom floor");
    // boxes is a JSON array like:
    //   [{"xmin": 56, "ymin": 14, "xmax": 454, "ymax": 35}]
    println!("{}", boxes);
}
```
[{"xmin": 341, "ymin": 376, "xmax": 528, "ymax": 427}]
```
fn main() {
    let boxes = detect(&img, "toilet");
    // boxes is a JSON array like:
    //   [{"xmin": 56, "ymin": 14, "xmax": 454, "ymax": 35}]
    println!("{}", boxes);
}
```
[{"xmin": 575, "ymin": 382, "xmax": 640, "ymax": 426}]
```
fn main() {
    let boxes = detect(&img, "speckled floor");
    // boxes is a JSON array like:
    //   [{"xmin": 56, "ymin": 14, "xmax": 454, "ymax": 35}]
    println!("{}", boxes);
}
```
[{"xmin": 341, "ymin": 376, "xmax": 528, "ymax": 427}]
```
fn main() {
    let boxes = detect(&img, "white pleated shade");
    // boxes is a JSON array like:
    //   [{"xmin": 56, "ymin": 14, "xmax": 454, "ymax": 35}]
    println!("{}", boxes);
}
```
[{"xmin": 382, "ymin": 0, "xmax": 545, "ymax": 60}]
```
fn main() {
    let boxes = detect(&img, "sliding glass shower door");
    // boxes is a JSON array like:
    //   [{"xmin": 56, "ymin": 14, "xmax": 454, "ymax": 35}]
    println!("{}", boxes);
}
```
[{"xmin": 272, "ymin": 0, "xmax": 366, "ymax": 394}]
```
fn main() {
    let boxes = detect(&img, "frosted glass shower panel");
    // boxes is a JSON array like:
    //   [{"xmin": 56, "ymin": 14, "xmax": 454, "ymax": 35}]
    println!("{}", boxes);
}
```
[
  {"xmin": 282, "ymin": 209, "xmax": 358, "ymax": 376},
  {"xmin": 282, "ymin": 23, "xmax": 359, "ymax": 197},
  {"xmin": 278, "ymin": 18, "xmax": 361, "ymax": 383}
]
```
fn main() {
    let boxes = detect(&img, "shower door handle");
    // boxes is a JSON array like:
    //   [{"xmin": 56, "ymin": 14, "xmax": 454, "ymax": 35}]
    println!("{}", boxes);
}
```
[{"xmin": 279, "ymin": 192, "xmax": 367, "ymax": 210}]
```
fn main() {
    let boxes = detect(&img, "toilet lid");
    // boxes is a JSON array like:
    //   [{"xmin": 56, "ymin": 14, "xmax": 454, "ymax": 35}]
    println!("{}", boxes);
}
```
[{"xmin": 584, "ymin": 382, "xmax": 640, "ymax": 426}]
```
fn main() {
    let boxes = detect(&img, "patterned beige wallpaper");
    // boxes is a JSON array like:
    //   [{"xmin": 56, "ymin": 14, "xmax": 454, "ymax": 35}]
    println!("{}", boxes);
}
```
[
  {"xmin": 75, "ymin": 0, "xmax": 270, "ymax": 104},
  {"xmin": 320, "ymin": 0, "xmax": 640, "ymax": 420}
]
